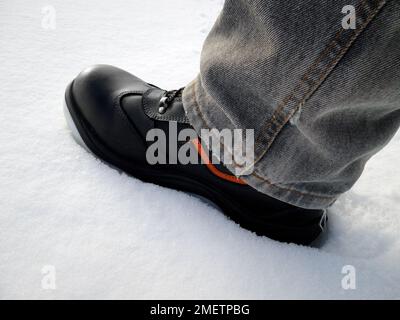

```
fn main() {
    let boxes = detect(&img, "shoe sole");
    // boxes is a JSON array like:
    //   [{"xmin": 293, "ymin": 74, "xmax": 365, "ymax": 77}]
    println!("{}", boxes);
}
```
[
  {"xmin": 64, "ymin": 82, "xmax": 324, "ymax": 245},
  {"xmin": 64, "ymin": 98, "xmax": 91, "ymax": 154}
]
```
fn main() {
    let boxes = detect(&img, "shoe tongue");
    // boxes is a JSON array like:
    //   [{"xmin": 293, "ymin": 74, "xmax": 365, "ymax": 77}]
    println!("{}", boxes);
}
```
[{"xmin": 143, "ymin": 87, "xmax": 190, "ymax": 124}]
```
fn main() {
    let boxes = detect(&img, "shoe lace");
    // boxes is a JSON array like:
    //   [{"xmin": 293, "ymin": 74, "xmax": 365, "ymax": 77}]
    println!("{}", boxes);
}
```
[
  {"xmin": 158, "ymin": 87, "xmax": 185, "ymax": 114},
  {"xmin": 319, "ymin": 209, "xmax": 328, "ymax": 231}
]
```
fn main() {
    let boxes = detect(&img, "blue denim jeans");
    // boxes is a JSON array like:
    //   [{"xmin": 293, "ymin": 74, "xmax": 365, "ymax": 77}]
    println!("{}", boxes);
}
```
[{"xmin": 182, "ymin": 0, "xmax": 400, "ymax": 209}]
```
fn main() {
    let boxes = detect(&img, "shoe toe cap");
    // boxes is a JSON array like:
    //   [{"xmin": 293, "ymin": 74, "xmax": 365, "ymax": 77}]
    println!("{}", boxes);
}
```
[
  {"xmin": 70, "ymin": 64, "xmax": 149, "ymax": 159},
  {"xmin": 73, "ymin": 64, "xmax": 148, "ymax": 111}
]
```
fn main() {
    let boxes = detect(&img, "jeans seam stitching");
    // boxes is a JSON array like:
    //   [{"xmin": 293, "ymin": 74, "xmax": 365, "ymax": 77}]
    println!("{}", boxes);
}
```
[
  {"xmin": 251, "ymin": 0, "xmax": 387, "ymax": 166},
  {"xmin": 251, "ymin": 172, "xmax": 336, "ymax": 200}
]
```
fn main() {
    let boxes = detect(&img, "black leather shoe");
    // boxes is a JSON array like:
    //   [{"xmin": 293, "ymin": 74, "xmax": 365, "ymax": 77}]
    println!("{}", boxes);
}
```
[{"xmin": 64, "ymin": 64, "xmax": 327, "ymax": 245}]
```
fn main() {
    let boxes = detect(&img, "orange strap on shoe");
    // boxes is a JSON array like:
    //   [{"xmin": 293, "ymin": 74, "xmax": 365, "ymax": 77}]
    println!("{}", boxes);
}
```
[{"xmin": 191, "ymin": 138, "xmax": 247, "ymax": 185}]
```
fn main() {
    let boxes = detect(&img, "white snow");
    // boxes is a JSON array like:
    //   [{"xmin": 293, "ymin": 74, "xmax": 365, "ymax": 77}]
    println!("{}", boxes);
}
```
[{"xmin": 0, "ymin": 0, "xmax": 399, "ymax": 300}]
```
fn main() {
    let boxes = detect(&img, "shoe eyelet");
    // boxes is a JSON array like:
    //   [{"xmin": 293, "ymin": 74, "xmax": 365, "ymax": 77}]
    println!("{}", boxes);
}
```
[{"xmin": 158, "ymin": 96, "xmax": 168, "ymax": 114}]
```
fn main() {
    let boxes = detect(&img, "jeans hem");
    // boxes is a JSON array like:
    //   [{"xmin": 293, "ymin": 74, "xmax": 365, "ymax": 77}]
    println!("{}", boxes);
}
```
[{"xmin": 182, "ymin": 77, "xmax": 338, "ymax": 210}]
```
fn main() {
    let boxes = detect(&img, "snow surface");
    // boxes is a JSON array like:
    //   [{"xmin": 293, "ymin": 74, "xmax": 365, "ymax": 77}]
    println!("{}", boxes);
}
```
[{"xmin": 0, "ymin": 0, "xmax": 399, "ymax": 300}]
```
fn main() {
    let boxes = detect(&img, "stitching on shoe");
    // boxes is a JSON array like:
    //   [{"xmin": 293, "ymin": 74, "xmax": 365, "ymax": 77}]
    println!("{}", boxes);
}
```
[{"xmin": 113, "ymin": 90, "xmax": 147, "ymax": 139}]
